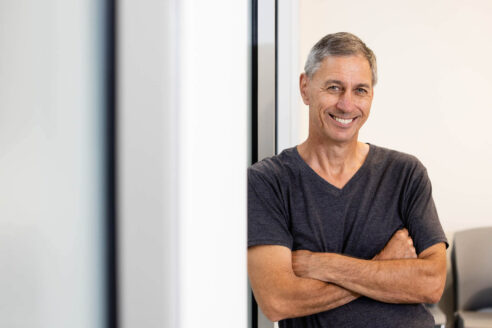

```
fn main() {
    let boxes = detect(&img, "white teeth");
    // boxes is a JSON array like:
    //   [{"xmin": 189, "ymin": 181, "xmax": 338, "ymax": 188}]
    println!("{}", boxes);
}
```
[{"xmin": 333, "ymin": 116, "xmax": 353, "ymax": 124}]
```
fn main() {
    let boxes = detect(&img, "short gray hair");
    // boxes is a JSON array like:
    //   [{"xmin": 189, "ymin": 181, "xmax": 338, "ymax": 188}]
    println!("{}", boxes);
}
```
[{"xmin": 304, "ymin": 32, "xmax": 378, "ymax": 85}]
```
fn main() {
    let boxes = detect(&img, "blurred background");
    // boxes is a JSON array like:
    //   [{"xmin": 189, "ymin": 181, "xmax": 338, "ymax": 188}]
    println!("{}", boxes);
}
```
[
  {"xmin": 1, "ymin": 0, "xmax": 247, "ymax": 327},
  {"xmin": 1, "ymin": 0, "xmax": 491, "ymax": 327}
]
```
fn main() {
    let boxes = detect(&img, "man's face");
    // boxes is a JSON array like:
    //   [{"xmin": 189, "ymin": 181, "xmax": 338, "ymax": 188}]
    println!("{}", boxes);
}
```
[{"xmin": 300, "ymin": 54, "xmax": 374, "ymax": 144}]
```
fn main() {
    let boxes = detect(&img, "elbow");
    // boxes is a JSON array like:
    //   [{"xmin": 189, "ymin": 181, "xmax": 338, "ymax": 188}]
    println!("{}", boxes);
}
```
[
  {"xmin": 424, "ymin": 285, "xmax": 444, "ymax": 304},
  {"xmin": 423, "ymin": 291, "xmax": 442, "ymax": 304},
  {"xmin": 259, "ymin": 296, "xmax": 291, "ymax": 322},
  {"xmin": 418, "ymin": 256, "xmax": 447, "ymax": 304},
  {"xmin": 263, "ymin": 309, "xmax": 284, "ymax": 323},
  {"xmin": 423, "ymin": 275, "xmax": 446, "ymax": 304}
]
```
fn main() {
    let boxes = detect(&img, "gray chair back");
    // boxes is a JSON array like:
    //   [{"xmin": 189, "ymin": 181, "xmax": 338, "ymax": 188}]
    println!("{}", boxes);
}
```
[{"xmin": 452, "ymin": 226, "xmax": 492, "ymax": 311}]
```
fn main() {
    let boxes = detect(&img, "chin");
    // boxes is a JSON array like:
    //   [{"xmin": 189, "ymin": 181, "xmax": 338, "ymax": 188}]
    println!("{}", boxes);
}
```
[{"xmin": 323, "ymin": 131, "xmax": 357, "ymax": 144}]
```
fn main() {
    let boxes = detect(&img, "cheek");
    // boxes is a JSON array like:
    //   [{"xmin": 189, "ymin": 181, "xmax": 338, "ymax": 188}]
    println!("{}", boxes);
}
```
[
  {"xmin": 315, "ymin": 94, "xmax": 337, "ymax": 108},
  {"xmin": 362, "ymin": 96, "xmax": 373, "ymax": 108},
  {"xmin": 355, "ymin": 98, "xmax": 372, "ymax": 114}
]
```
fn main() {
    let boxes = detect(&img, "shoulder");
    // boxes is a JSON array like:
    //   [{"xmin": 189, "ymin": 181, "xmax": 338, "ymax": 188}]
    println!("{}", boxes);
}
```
[
  {"xmin": 370, "ymin": 144, "xmax": 426, "ymax": 174},
  {"xmin": 248, "ymin": 147, "xmax": 300, "ymax": 211},
  {"xmin": 248, "ymin": 147, "xmax": 300, "ymax": 183},
  {"xmin": 368, "ymin": 145, "xmax": 433, "ymax": 203}
]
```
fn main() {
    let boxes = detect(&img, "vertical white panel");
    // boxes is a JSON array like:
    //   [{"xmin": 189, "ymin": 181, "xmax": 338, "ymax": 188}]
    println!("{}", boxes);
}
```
[
  {"xmin": 257, "ymin": 0, "xmax": 277, "ymax": 160},
  {"xmin": 119, "ymin": 1, "xmax": 248, "ymax": 327},
  {"xmin": 277, "ymin": 0, "xmax": 300, "ymax": 153},
  {"xmin": 118, "ymin": 0, "xmax": 178, "ymax": 327},
  {"xmin": 178, "ymin": 0, "xmax": 248, "ymax": 326},
  {"xmin": 0, "ymin": 0, "xmax": 106, "ymax": 327}
]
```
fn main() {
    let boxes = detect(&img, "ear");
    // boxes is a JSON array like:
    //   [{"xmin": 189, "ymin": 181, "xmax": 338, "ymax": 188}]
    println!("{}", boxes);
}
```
[{"xmin": 299, "ymin": 73, "xmax": 310, "ymax": 105}]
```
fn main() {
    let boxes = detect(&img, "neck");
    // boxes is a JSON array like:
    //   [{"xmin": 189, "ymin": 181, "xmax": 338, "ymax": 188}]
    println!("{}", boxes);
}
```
[{"xmin": 297, "ymin": 136, "xmax": 369, "ymax": 177}]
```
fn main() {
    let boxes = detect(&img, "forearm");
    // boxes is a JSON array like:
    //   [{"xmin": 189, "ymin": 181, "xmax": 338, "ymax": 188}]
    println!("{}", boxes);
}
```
[
  {"xmin": 248, "ymin": 245, "xmax": 359, "ymax": 322},
  {"xmin": 261, "ymin": 275, "xmax": 358, "ymax": 320},
  {"xmin": 311, "ymin": 253, "xmax": 444, "ymax": 304}
]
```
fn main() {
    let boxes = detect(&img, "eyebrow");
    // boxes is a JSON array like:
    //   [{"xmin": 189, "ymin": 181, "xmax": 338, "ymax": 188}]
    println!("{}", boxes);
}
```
[
  {"xmin": 323, "ymin": 80, "xmax": 371, "ymax": 89},
  {"xmin": 323, "ymin": 79, "xmax": 343, "ymax": 87},
  {"xmin": 356, "ymin": 83, "xmax": 372, "ymax": 89}
]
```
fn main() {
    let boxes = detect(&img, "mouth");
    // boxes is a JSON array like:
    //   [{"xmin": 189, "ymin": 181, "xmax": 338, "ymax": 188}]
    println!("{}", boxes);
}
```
[{"xmin": 329, "ymin": 114, "xmax": 356, "ymax": 125}]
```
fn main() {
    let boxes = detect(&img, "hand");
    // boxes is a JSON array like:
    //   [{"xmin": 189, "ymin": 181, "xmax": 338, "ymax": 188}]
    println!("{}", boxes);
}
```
[
  {"xmin": 292, "ymin": 250, "xmax": 316, "ymax": 279},
  {"xmin": 374, "ymin": 228, "xmax": 417, "ymax": 260}
]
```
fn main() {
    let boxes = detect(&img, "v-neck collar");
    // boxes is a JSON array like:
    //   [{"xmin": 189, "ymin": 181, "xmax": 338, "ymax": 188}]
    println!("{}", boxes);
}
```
[{"xmin": 293, "ymin": 144, "xmax": 374, "ymax": 196}]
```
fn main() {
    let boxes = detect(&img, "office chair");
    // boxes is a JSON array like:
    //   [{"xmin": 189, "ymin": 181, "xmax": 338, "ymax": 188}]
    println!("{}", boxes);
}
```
[
  {"xmin": 452, "ymin": 226, "xmax": 492, "ymax": 328},
  {"xmin": 426, "ymin": 303, "xmax": 446, "ymax": 328}
]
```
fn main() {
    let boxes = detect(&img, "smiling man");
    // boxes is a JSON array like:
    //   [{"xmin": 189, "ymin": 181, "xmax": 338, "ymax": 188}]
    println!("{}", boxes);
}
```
[{"xmin": 248, "ymin": 32, "xmax": 448, "ymax": 328}]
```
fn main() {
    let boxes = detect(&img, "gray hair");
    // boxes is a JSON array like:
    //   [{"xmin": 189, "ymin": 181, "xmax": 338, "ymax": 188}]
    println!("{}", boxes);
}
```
[{"xmin": 304, "ymin": 32, "xmax": 378, "ymax": 85}]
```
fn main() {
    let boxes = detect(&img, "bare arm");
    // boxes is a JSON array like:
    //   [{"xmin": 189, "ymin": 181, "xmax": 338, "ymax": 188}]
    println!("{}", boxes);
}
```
[
  {"xmin": 292, "ymin": 230, "xmax": 446, "ymax": 304},
  {"xmin": 249, "ymin": 228, "xmax": 420, "ymax": 321},
  {"xmin": 248, "ymin": 245, "xmax": 359, "ymax": 322}
]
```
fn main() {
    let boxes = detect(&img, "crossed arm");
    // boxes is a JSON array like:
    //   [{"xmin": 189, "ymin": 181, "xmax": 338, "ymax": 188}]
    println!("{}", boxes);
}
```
[{"xmin": 248, "ymin": 229, "xmax": 446, "ymax": 322}]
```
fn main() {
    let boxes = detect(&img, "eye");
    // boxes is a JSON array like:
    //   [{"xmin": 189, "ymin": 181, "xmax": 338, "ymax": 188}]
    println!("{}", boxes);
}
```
[
  {"xmin": 326, "ymin": 85, "xmax": 341, "ymax": 92},
  {"xmin": 355, "ymin": 87, "xmax": 368, "ymax": 95}
]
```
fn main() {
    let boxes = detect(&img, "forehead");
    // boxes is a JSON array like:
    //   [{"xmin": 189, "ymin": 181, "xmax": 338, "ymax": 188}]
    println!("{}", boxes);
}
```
[{"xmin": 312, "ymin": 55, "xmax": 372, "ymax": 86}]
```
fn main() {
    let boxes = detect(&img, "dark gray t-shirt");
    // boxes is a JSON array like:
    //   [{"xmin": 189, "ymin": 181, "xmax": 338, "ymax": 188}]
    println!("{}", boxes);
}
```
[{"xmin": 248, "ymin": 144, "xmax": 448, "ymax": 328}]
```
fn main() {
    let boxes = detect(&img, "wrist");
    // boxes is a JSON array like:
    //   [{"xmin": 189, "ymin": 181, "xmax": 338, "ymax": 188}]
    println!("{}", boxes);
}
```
[{"xmin": 312, "ymin": 252, "xmax": 336, "ymax": 282}]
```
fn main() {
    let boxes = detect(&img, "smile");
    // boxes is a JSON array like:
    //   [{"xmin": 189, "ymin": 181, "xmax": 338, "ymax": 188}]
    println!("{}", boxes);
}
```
[{"xmin": 329, "ymin": 114, "xmax": 355, "ymax": 125}]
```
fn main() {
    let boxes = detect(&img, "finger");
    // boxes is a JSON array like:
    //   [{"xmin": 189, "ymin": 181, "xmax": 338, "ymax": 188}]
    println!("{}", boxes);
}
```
[
  {"xmin": 395, "ymin": 229, "xmax": 407, "ymax": 238},
  {"xmin": 397, "ymin": 229, "xmax": 409, "ymax": 238},
  {"xmin": 411, "ymin": 246, "xmax": 417, "ymax": 257}
]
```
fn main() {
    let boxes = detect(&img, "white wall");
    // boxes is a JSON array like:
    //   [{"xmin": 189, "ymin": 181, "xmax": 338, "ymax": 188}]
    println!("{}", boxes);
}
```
[
  {"xmin": 0, "ymin": 0, "xmax": 107, "ymax": 327},
  {"xmin": 298, "ymin": 0, "xmax": 492, "ymax": 236}
]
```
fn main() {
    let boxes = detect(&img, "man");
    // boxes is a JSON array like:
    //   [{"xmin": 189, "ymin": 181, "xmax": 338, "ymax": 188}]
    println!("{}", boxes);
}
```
[{"xmin": 248, "ymin": 32, "xmax": 447, "ymax": 328}]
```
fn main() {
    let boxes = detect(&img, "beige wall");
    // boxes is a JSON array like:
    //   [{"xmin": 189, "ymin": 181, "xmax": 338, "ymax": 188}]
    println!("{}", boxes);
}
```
[
  {"xmin": 298, "ymin": 1, "xmax": 492, "ymax": 326},
  {"xmin": 299, "ymin": 0, "xmax": 492, "ymax": 235}
]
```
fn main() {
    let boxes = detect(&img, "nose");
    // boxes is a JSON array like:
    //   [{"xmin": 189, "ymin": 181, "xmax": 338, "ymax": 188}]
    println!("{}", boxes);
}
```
[{"xmin": 336, "ymin": 90, "xmax": 356, "ymax": 112}]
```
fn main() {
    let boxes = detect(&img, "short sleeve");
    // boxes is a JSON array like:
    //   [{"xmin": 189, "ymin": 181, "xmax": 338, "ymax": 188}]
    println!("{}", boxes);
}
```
[
  {"xmin": 248, "ymin": 166, "xmax": 293, "ymax": 249},
  {"xmin": 402, "ymin": 162, "xmax": 448, "ymax": 254}
]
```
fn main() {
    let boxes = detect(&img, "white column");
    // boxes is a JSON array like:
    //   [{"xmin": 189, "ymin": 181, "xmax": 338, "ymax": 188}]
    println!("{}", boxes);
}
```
[
  {"xmin": 277, "ymin": 0, "xmax": 300, "ymax": 153},
  {"xmin": 118, "ymin": 1, "xmax": 248, "ymax": 327}
]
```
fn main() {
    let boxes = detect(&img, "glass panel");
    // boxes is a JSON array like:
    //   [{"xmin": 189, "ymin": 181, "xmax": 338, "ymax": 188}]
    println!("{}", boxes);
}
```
[{"xmin": 0, "ymin": 1, "xmax": 107, "ymax": 327}]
